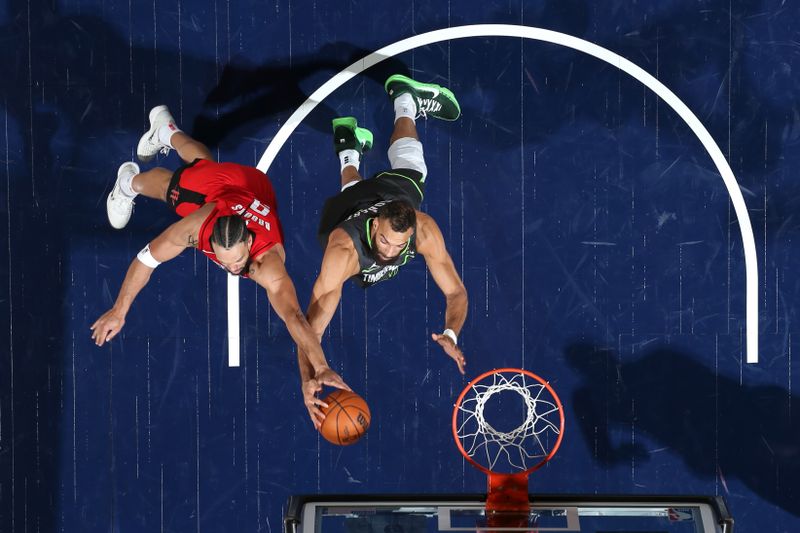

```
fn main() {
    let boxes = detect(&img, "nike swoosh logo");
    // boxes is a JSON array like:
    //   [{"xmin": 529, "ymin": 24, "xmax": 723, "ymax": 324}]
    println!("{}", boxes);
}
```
[{"xmin": 425, "ymin": 87, "xmax": 440, "ymax": 99}]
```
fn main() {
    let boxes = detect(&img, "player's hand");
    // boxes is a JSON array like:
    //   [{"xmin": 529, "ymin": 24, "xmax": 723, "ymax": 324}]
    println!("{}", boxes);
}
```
[
  {"xmin": 90, "ymin": 309, "xmax": 126, "ymax": 347},
  {"xmin": 431, "ymin": 332, "xmax": 466, "ymax": 374},
  {"xmin": 302, "ymin": 378, "xmax": 327, "ymax": 429},
  {"xmin": 314, "ymin": 366, "xmax": 352, "ymax": 392}
]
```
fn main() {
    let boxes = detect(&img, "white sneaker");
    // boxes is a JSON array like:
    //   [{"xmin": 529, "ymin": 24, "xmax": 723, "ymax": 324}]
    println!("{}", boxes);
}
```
[
  {"xmin": 136, "ymin": 105, "xmax": 178, "ymax": 162},
  {"xmin": 107, "ymin": 162, "xmax": 139, "ymax": 229}
]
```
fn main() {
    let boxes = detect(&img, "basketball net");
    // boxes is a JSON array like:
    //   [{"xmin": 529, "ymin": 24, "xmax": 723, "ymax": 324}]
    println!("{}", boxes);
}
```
[{"xmin": 452, "ymin": 369, "xmax": 564, "ymax": 530}]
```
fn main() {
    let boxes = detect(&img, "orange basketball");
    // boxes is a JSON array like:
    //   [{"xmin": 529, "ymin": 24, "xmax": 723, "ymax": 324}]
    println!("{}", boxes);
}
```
[{"xmin": 318, "ymin": 390, "xmax": 371, "ymax": 445}]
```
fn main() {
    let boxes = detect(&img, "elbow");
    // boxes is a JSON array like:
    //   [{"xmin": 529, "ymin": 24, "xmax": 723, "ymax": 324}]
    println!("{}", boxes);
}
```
[{"xmin": 447, "ymin": 284, "xmax": 468, "ymax": 304}]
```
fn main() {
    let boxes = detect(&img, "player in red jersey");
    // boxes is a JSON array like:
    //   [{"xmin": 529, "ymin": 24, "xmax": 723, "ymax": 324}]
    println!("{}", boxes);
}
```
[{"xmin": 92, "ymin": 105, "xmax": 349, "ymax": 400}]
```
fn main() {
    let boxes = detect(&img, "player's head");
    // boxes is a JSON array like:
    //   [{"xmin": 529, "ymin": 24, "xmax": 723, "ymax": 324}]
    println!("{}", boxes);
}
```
[
  {"xmin": 369, "ymin": 200, "xmax": 416, "ymax": 264},
  {"xmin": 210, "ymin": 216, "xmax": 253, "ymax": 275}
]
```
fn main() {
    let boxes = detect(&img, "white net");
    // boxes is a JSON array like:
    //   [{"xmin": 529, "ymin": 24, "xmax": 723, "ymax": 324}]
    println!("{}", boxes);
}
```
[{"xmin": 455, "ymin": 371, "xmax": 562, "ymax": 473}]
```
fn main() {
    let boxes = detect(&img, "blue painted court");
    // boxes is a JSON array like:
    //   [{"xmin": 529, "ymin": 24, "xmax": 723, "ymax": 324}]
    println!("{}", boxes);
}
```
[{"xmin": 1, "ymin": 1, "xmax": 798, "ymax": 531}]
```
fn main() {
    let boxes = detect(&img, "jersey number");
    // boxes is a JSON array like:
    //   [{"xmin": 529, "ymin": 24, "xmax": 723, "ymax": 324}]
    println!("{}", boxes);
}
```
[{"xmin": 249, "ymin": 199, "xmax": 270, "ymax": 216}]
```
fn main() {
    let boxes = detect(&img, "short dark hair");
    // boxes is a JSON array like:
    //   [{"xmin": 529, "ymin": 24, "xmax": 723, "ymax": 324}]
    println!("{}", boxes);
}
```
[
  {"xmin": 210, "ymin": 216, "xmax": 249, "ymax": 249},
  {"xmin": 377, "ymin": 200, "xmax": 416, "ymax": 233}
]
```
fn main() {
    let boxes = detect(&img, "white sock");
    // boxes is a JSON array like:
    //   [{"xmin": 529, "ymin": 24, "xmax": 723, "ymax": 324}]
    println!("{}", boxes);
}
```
[
  {"xmin": 393, "ymin": 92, "xmax": 417, "ymax": 122},
  {"xmin": 157, "ymin": 123, "xmax": 181, "ymax": 148},
  {"xmin": 118, "ymin": 168, "xmax": 138, "ymax": 198},
  {"xmin": 339, "ymin": 149, "xmax": 361, "ymax": 172}
]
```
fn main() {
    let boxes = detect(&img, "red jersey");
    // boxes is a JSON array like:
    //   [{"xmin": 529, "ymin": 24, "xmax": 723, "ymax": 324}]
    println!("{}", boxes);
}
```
[{"xmin": 167, "ymin": 160, "xmax": 284, "ymax": 277}]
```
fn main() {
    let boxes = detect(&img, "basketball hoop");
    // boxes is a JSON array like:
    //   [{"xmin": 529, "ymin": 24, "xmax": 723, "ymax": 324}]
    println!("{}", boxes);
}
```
[{"xmin": 452, "ymin": 368, "xmax": 565, "ymax": 524}]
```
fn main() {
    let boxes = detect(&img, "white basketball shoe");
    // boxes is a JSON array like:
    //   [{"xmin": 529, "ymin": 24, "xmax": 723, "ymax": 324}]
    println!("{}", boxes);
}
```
[
  {"xmin": 136, "ymin": 105, "xmax": 178, "ymax": 162},
  {"xmin": 106, "ymin": 162, "xmax": 139, "ymax": 229}
]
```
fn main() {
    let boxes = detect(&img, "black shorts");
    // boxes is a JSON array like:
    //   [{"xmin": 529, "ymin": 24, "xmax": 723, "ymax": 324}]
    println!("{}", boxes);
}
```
[
  {"xmin": 317, "ymin": 168, "xmax": 425, "ymax": 248},
  {"xmin": 165, "ymin": 159, "xmax": 278, "ymax": 219},
  {"xmin": 166, "ymin": 158, "xmax": 205, "ymax": 215}
]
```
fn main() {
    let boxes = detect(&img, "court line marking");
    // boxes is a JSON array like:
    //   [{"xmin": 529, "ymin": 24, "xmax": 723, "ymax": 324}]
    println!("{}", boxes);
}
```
[{"xmin": 228, "ymin": 24, "xmax": 759, "ymax": 365}]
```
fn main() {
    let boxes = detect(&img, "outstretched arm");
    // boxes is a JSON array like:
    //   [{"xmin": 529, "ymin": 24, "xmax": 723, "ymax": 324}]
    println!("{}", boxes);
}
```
[
  {"xmin": 249, "ymin": 247, "xmax": 343, "ymax": 375},
  {"xmin": 306, "ymin": 232, "xmax": 357, "ymax": 340},
  {"xmin": 416, "ymin": 213, "xmax": 468, "ymax": 374},
  {"xmin": 296, "ymin": 231, "xmax": 359, "ymax": 426},
  {"xmin": 249, "ymin": 246, "xmax": 351, "ymax": 427},
  {"xmin": 91, "ymin": 205, "xmax": 211, "ymax": 346}
]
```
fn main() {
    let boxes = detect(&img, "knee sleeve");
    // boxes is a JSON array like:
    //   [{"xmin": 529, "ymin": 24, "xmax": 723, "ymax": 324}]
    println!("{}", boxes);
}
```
[{"xmin": 387, "ymin": 138, "xmax": 427, "ymax": 180}]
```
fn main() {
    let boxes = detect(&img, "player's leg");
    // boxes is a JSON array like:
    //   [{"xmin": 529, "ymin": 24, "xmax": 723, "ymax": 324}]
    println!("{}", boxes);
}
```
[
  {"xmin": 131, "ymin": 167, "xmax": 173, "ymax": 200},
  {"xmin": 169, "ymin": 132, "xmax": 213, "ymax": 163},
  {"xmin": 106, "ymin": 163, "xmax": 174, "ymax": 229},
  {"xmin": 340, "ymin": 165, "xmax": 362, "ymax": 191},
  {"xmin": 383, "ymin": 75, "xmax": 461, "ymax": 180},
  {"xmin": 137, "ymin": 105, "xmax": 214, "ymax": 164},
  {"xmin": 332, "ymin": 116, "xmax": 373, "ymax": 191},
  {"xmin": 390, "ymin": 116, "xmax": 419, "ymax": 145}
]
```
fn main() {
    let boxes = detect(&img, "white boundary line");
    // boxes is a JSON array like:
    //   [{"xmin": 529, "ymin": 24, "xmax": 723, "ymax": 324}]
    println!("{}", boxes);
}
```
[
  {"xmin": 227, "ymin": 273, "xmax": 239, "ymax": 367},
  {"xmin": 229, "ymin": 24, "xmax": 758, "ymax": 365}
]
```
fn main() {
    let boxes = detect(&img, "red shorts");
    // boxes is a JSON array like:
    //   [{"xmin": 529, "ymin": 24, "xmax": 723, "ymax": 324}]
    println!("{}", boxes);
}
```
[{"xmin": 166, "ymin": 159, "xmax": 278, "ymax": 218}]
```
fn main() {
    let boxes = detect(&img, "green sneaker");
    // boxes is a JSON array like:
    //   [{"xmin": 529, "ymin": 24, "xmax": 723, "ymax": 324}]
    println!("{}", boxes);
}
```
[
  {"xmin": 384, "ymin": 74, "xmax": 461, "ymax": 121},
  {"xmin": 332, "ymin": 117, "xmax": 374, "ymax": 155}
]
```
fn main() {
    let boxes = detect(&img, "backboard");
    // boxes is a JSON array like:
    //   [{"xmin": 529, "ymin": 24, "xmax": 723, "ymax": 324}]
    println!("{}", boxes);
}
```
[{"xmin": 283, "ymin": 494, "xmax": 733, "ymax": 533}]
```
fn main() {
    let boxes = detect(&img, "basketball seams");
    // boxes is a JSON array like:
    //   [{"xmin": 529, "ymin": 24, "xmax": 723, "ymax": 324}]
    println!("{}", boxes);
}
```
[
  {"xmin": 347, "ymin": 407, "xmax": 371, "ymax": 425},
  {"xmin": 321, "ymin": 391, "xmax": 370, "ymax": 445},
  {"xmin": 326, "ymin": 393, "xmax": 348, "ymax": 445},
  {"xmin": 336, "ymin": 408, "xmax": 345, "ymax": 445},
  {"xmin": 335, "ymin": 397, "xmax": 362, "ymax": 444},
  {"xmin": 339, "ymin": 407, "xmax": 361, "ymax": 443}
]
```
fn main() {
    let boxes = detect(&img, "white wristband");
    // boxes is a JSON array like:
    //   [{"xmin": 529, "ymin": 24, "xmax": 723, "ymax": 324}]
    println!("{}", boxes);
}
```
[
  {"xmin": 136, "ymin": 244, "xmax": 162, "ymax": 269},
  {"xmin": 442, "ymin": 328, "xmax": 458, "ymax": 345}
]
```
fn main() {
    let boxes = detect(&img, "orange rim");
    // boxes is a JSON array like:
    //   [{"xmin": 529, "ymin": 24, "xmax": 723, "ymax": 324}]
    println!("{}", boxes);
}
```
[{"xmin": 451, "ymin": 367, "xmax": 565, "ymax": 475}]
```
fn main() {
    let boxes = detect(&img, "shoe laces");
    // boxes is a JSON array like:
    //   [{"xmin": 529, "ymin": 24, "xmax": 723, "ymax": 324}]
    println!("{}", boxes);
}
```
[
  {"xmin": 111, "ymin": 192, "xmax": 134, "ymax": 210},
  {"xmin": 415, "ymin": 98, "xmax": 442, "ymax": 119}
]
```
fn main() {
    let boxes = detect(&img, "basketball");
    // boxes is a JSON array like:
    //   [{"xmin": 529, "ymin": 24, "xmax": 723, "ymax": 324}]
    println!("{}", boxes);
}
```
[{"xmin": 318, "ymin": 390, "xmax": 371, "ymax": 445}]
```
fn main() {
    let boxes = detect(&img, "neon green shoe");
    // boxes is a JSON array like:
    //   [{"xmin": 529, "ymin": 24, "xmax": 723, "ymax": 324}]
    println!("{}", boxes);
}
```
[
  {"xmin": 332, "ymin": 117, "xmax": 374, "ymax": 155},
  {"xmin": 384, "ymin": 74, "xmax": 461, "ymax": 121}
]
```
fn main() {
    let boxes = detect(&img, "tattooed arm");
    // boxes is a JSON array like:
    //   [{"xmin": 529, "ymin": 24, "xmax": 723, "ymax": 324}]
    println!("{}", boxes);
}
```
[
  {"xmin": 91, "ymin": 203, "xmax": 214, "ymax": 346},
  {"xmin": 248, "ymin": 244, "xmax": 351, "ymax": 427}
]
